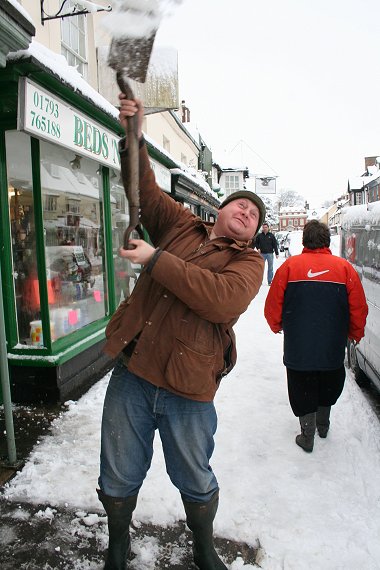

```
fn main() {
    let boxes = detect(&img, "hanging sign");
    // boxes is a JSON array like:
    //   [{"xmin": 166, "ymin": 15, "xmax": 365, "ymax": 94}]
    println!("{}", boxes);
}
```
[
  {"xmin": 255, "ymin": 176, "xmax": 276, "ymax": 194},
  {"xmin": 17, "ymin": 77, "xmax": 121, "ymax": 169}
]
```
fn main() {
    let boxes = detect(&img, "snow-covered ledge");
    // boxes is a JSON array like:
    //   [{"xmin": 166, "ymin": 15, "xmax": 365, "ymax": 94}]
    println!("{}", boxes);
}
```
[{"xmin": 0, "ymin": 0, "xmax": 35, "ymax": 68}]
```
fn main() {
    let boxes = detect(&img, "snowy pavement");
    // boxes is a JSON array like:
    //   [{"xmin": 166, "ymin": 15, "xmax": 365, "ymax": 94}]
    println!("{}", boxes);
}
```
[{"xmin": 1, "ymin": 257, "xmax": 380, "ymax": 569}]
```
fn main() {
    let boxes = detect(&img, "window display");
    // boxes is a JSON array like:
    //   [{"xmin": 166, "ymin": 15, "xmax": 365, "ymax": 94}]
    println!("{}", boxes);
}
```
[
  {"xmin": 110, "ymin": 177, "xmax": 140, "ymax": 305},
  {"xmin": 40, "ymin": 140, "xmax": 107, "ymax": 340},
  {"xmin": 5, "ymin": 131, "xmax": 108, "ymax": 347},
  {"xmin": 6, "ymin": 131, "xmax": 38, "ymax": 346}
]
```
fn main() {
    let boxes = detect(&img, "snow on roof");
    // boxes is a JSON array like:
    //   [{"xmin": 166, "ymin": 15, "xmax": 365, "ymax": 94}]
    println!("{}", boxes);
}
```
[
  {"xmin": 6, "ymin": 40, "xmax": 211, "ymax": 197},
  {"xmin": 341, "ymin": 200, "xmax": 380, "ymax": 228},
  {"xmin": 170, "ymin": 167, "xmax": 212, "ymax": 195},
  {"xmin": 7, "ymin": 40, "xmax": 120, "ymax": 120},
  {"xmin": 181, "ymin": 120, "xmax": 200, "ymax": 144},
  {"xmin": 348, "ymin": 176, "xmax": 366, "ymax": 190},
  {"xmin": 280, "ymin": 206, "xmax": 307, "ymax": 214},
  {"xmin": 5, "ymin": 0, "xmax": 34, "ymax": 26},
  {"xmin": 306, "ymin": 207, "xmax": 327, "ymax": 219},
  {"xmin": 367, "ymin": 165, "xmax": 378, "ymax": 176},
  {"xmin": 143, "ymin": 133, "xmax": 213, "ymax": 195}
]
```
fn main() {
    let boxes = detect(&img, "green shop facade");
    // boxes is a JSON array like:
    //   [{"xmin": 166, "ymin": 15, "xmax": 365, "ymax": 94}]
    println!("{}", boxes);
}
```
[{"xmin": 0, "ymin": 54, "xmax": 219, "ymax": 404}]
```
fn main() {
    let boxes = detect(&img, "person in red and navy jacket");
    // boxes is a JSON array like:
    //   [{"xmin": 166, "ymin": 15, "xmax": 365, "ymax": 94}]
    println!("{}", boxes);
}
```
[{"xmin": 264, "ymin": 220, "xmax": 368, "ymax": 453}]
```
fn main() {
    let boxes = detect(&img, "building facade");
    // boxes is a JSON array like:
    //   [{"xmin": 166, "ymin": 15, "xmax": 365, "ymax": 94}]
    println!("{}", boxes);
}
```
[
  {"xmin": 0, "ymin": 2, "xmax": 219, "ymax": 402},
  {"xmin": 278, "ymin": 206, "xmax": 307, "ymax": 231}
]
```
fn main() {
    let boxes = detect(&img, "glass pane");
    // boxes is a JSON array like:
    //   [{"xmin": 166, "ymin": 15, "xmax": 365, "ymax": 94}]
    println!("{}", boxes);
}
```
[
  {"xmin": 61, "ymin": 20, "xmax": 70, "ymax": 46},
  {"xmin": 68, "ymin": 51, "xmax": 75, "ymax": 67},
  {"xmin": 110, "ymin": 174, "xmax": 141, "ymax": 306},
  {"xmin": 71, "ymin": 25, "xmax": 79, "ymax": 53},
  {"xmin": 79, "ymin": 31, "xmax": 86, "ymax": 58},
  {"xmin": 5, "ymin": 131, "xmax": 41, "ymax": 346},
  {"xmin": 40, "ymin": 140, "xmax": 107, "ymax": 340},
  {"xmin": 77, "ymin": 60, "xmax": 84, "ymax": 77},
  {"xmin": 78, "ymin": 13, "xmax": 85, "ymax": 33}
]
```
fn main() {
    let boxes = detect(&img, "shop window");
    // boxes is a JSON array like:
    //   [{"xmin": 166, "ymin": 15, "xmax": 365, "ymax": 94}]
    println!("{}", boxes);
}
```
[
  {"xmin": 40, "ymin": 140, "xmax": 107, "ymax": 340},
  {"xmin": 61, "ymin": 0, "xmax": 88, "ymax": 78},
  {"xmin": 110, "ymin": 177, "xmax": 141, "ymax": 306},
  {"xmin": 6, "ymin": 131, "xmax": 40, "ymax": 346}
]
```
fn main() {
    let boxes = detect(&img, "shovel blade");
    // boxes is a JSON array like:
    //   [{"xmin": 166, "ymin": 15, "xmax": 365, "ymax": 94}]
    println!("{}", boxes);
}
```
[{"xmin": 108, "ymin": 34, "xmax": 156, "ymax": 83}]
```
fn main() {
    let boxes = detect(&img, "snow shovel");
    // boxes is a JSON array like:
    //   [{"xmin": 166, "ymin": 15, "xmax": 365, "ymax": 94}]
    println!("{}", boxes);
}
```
[{"xmin": 108, "ymin": 4, "xmax": 158, "ymax": 249}]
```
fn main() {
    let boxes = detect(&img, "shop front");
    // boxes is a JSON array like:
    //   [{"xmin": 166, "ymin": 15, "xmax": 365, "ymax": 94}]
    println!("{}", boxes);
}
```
[
  {"xmin": 0, "ymin": 53, "xmax": 136, "ymax": 402},
  {"xmin": 171, "ymin": 169, "xmax": 219, "ymax": 221},
  {"xmin": 0, "ymin": 45, "xmax": 219, "ymax": 404},
  {"xmin": 0, "ymin": 0, "xmax": 35, "ymax": 408}
]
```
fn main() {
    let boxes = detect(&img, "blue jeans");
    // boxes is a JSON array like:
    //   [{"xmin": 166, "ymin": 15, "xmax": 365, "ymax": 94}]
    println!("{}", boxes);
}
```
[
  {"xmin": 261, "ymin": 253, "xmax": 274, "ymax": 284},
  {"xmin": 98, "ymin": 362, "xmax": 219, "ymax": 503}
]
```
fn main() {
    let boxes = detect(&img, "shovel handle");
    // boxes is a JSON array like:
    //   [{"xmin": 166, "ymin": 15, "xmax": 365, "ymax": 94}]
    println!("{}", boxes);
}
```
[
  {"xmin": 123, "ymin": 220, "xmax": 144, "ymax": 250},
  {"xmin": 116, "ymin": 72, "xmax": 141, "ymax": 250}
]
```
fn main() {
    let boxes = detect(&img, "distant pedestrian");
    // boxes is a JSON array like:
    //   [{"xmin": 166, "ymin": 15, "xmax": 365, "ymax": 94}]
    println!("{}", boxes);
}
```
[
  {"xmin": 283, "ymin": 233, "xmax": 290, "ymax": 258},
  {"xmin": 254, "ymin": 222, "xmax": 279, "ymax": 284},
  {"xmin": 264, "ymin": 220, "xmax": 368, "ymax": 452}
]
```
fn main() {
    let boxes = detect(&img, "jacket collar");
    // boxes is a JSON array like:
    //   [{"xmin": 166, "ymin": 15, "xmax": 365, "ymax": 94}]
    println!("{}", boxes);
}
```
[{"xmin": 302, "ymin": 247, "xmax": 332, "ymax": 255}]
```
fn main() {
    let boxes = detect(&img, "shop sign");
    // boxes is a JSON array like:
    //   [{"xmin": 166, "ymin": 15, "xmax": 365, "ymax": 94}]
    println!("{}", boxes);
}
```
[
  {"xmin": 149, "ymin": 158, "xmax": 171, "ymax": 193},
  {"xmin": 17, "ymin": 78, "xmax": 121, "ymax": 169},
  {"xmin": 255, "ymin": 176, "xmax": 276, "ymax": 194}
]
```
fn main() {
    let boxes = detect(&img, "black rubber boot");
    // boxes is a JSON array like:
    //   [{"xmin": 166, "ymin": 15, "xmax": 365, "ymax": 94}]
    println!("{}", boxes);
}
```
[
  {"xmin": 295, "ymin": 413, "xmax": 316, "ymax": 452},
  {"xmin": 182, "ymin": 491, "xmax": 227, "ymax": 570},
  {"xmin": 97, "ymin": 489, "xmax": 138, "ymax": 570},
  {"xmin": 316, "ymin": 406, "xmax": 331, "ymax": 438}
]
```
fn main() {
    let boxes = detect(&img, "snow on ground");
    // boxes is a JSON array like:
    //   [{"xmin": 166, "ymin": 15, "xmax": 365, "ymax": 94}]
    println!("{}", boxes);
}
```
[{"xmin": 3, "ymin": 256, "xmax": 380, "ymax": 570}]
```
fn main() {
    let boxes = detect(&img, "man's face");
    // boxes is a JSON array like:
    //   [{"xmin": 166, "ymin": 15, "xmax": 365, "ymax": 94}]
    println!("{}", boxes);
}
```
[
  {"xmin": 262, "ymin": 224, "xmax": 269, "ymax": 234},
  {"xmin": 214, "ymin": 198, "xmax": 260, "ymax": 241}
]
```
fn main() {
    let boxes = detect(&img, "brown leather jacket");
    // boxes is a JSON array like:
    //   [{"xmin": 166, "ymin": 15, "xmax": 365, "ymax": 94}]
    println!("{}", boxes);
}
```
[{"xmin": 104, "ymin": 140, "xmax": 264, "ymax": 401}]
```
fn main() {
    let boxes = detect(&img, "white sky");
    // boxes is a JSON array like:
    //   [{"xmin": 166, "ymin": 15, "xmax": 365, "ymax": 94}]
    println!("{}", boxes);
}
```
[
  {"xmin": 4, "ymin": 256, "xmax": 380, "ymax": 570},
  {"xmin": 154, "ymin": 0, "xmax": 380, "ymax": 207}
]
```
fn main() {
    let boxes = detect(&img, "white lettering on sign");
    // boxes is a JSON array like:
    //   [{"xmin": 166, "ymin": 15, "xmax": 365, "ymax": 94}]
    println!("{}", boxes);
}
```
[{"xmin": 18, "ymin": 78, "xmax": 121, "ymax": 170}]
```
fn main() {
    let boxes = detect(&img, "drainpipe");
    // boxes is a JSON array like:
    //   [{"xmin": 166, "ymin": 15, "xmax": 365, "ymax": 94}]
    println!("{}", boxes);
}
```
[{"xmin": 0, "ymin": 261, "xmax": 18, "ymax": 467}]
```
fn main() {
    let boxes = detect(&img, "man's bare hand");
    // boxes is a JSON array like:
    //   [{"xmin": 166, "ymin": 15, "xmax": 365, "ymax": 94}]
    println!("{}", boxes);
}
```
[
  {"xmin": 118, "ymin": 95, "xmax": 144, "ymax": 139},
  {"xmin": 119, "ymin": 240, "xmax": 156, "ymax": 265}
]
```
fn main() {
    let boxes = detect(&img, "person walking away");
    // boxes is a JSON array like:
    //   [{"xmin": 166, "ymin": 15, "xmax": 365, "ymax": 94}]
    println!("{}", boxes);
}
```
[
  {"xmin": 264, "ymin": 220, "xmax": 368, "ymax": 453},
  {"xmin": 97, "ymin": 95, "xmax": 266, "ymax": 570},
  {"xmin": 254, "ymin": 222, "xmax": 279, "ymax": 284}
]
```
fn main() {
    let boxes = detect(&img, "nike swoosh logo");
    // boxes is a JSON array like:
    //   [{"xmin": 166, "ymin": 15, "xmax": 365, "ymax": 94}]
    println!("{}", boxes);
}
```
[{"xmin": 307, "ymin": 269, "xmax": 330, "ymax": 278}]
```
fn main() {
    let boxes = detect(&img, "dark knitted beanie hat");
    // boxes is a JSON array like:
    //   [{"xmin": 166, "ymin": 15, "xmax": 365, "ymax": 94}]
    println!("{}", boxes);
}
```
[{"xmin": 219, "ymin": 191, "xmax": 266, "ymax": 235}]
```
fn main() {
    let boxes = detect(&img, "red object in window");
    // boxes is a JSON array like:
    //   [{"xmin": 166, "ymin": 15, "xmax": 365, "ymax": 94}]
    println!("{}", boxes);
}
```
[
  {"xmin": 68, "ymin": 309, "xmax": 78, "ymax": 325},
  {"xmin": 23, "ymin": 278, "xmax": 56, "ymax": 311},
  {"xmin": 346, "ymin": 234, "xmax": 356, "ymax": 263}
]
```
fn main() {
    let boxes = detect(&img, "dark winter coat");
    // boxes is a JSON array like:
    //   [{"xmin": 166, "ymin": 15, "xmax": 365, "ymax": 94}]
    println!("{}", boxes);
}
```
[
  {"xmin": 264, "ymin": 247, "xmax": 368, "ymax": 371},
  {"xmin": 104, "ymin": 141, "xmax": 264, "ymax": 401},
  {"xmin": 254, "ymin": 231, "xmax": 279, "ymax": 255}
]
